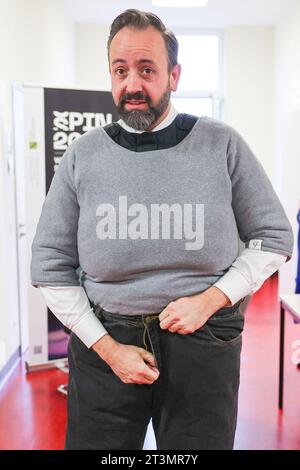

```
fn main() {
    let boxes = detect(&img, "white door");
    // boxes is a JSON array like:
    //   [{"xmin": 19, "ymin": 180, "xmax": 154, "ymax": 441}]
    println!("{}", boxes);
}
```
[{"xmin": 12, "ymin": 84, "xmax": 29, "ymax": 355}]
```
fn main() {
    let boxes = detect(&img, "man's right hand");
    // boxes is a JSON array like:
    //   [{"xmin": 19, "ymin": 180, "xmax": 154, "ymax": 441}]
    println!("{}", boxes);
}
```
[{"xmin": 92, "ymin": 334, "xmax": 160, "ymax": 384}]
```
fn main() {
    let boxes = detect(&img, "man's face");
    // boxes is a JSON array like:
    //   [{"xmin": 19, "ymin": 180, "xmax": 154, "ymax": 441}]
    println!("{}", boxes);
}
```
[{"xmin": 109, "ymin": 26, "xmax": 181, "ymax": 131}]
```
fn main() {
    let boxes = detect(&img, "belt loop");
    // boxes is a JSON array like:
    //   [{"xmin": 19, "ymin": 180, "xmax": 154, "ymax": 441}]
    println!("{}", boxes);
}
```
[
  {"xmin": 236, "ymin": 297, "xmax": 245, "ymax": 309},
  {"xmin": 93, "ymin": 304, "xmax": 103, "ymax": 319},
  {"xmin": 79, "ymin": 269, "xmax": 86, "ymax": 287}
]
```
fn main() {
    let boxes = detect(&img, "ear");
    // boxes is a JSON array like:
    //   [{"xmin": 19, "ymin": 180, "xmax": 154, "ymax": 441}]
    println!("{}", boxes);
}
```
[{"xmin": 170, "ymin": 63, "xmax": 181, "ymax": 92}]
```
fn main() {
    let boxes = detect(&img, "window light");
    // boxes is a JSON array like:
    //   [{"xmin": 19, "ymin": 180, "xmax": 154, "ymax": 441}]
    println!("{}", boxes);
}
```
[{"xmin": 152, "ymin": 0, "xmax": 208, "ymax": 7}]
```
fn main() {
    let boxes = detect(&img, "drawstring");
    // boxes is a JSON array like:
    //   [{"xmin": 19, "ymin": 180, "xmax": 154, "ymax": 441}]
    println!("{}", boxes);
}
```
[
  {"xmin": 142, "ymin": 326, "xmax": 149, "ymax": 351},
  {"xmin": 142, "ymin": 314, "xmax": 160, "ymax": 352}
]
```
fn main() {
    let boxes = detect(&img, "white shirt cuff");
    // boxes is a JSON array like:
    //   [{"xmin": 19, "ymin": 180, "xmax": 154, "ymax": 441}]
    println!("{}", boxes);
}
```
[
  {"xmin": 39, "ymin": 285, "xmax": 108, "ymax": 348},
  {"xmin": 213, "ymin": 269, "xmax": 252, "ymax": 306},
  {"xmin": 213, "ymin": 249, "xmax": 287, "ymax": 306},
  {"xmin": 71, "ymin": 310, "xmax": 109, "ymax": 348}
]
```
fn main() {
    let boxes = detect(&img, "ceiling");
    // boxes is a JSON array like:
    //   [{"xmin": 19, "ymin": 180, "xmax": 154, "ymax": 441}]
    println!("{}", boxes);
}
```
[{"xmin": 66, "ymin": 0, "xmax": 294, "ymax": 28}]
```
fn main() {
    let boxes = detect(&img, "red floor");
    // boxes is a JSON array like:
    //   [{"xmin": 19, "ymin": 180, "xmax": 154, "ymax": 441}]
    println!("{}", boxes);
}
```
[
  {"xmin": 0, "ymin": 274, "xmax": 299, "ymax": 450},
  {"xmin": 236, "ymin": 274, "xmax": 300, "ymax": 450}
]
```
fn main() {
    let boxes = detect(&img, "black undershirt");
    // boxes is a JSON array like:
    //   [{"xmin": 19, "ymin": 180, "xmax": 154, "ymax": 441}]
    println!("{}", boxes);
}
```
[{"xmin": 103, "ymin": 113, "xmax": 198, "ymax": 152}]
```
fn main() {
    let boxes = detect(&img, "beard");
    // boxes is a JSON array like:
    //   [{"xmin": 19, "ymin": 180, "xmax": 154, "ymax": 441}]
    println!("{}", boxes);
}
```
[{"xmin": 117, "ymin": 87, "xmax": 171, "ymax": 131}]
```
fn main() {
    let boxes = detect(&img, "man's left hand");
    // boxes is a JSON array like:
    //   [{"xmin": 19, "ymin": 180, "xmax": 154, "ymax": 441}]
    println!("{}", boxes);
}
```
[{"xmin": 158, "ymin": 287, "xmax": 231, "ymax": 335}]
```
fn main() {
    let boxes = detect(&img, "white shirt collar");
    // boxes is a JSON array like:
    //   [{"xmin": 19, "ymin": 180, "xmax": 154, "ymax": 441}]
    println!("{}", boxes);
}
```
[{"xmin": 117, "ymin": 102, "xmax": 178, "ymax": 133}]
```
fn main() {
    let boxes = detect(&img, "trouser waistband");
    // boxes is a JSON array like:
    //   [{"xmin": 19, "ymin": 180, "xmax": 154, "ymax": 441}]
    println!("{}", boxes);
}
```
[{"xmin": 91, "ymin": 297, "xmax": 245, "ymax": 324}]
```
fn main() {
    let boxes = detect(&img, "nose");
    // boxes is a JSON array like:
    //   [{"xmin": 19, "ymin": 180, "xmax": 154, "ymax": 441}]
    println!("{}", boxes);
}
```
[{"xmin": 125, "ymin": 71, "xmax": 143, "ymax": 95}]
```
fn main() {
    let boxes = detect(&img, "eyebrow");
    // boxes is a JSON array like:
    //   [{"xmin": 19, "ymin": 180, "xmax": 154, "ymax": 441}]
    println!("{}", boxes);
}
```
[{"xmin": 111, "ymin": 58, "xmax": 157, "ymax": 66}]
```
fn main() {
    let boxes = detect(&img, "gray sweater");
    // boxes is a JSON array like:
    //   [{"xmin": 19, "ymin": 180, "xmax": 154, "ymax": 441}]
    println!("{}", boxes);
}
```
[{"xmin": 31, "ymin": 116, "xmax": 293, "ymax": 315}]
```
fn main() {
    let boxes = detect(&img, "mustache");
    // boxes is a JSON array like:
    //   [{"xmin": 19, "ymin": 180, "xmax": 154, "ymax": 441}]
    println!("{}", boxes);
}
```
[{"xmin": 120, "ymin": 92, "xmax": 150, "ymax": 103}]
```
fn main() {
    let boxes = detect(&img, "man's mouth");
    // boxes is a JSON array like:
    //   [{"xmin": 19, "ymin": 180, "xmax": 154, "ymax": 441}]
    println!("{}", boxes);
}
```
[{"xmin": 125, "ymin": 100, "xmax": 147, "ymax": 108}]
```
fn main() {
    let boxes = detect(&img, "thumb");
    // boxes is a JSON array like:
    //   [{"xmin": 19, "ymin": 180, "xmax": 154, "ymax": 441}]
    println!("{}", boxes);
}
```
[{"xmin": 140, "ymin": 349, "xmax": 158, "ymax": 368}]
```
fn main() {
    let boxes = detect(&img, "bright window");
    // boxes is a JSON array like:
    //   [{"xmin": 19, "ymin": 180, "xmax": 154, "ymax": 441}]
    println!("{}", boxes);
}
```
[
  {"xmin": 172, "ymin": 97, "xmax": 213, "ymax": 117},
  {"xmin": 171, "ymin": 32, "xmax": 223, "ymax": 119}
]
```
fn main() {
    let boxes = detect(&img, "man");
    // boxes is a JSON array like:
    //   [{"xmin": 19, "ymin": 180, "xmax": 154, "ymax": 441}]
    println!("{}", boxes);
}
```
[{"xmin": 31, "ymin": 9, "xmax": 293, "ymax": 450}]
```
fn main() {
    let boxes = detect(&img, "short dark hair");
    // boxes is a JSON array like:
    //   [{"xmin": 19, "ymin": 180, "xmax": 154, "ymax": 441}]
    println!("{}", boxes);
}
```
[{"xmin": 107, "ymin": 9, "xmax": 178, "ymax": 73}]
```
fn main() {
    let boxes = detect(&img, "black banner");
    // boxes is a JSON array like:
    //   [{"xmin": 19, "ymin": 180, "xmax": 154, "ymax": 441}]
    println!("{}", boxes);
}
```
[{"xmin": 43, "ymin": 87, "xmax": 118, "ymax": 360}]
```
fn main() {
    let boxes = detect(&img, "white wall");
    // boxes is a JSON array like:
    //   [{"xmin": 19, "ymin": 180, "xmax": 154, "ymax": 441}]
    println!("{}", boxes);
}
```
[
  {"xmin": 275, "ymin": 0, "xmax": 300, "ymax": 294},
  {"xmin": 75, "ymin": 23, "xmax": 111, "ymax": 90},
  {"xmin": 0, "ymin": 0, "xmax": 75, "ymax": 368},
  {"xmin": 223, "ymin": 26, "xmax": 275, "ymax": 181},
  {"xmin": 0, "ymin": 83, "xmax": 9, "ymax": 370},
  {"xmin": 0, "ymin": 0, "xmax": 75, "ymax": 125}
]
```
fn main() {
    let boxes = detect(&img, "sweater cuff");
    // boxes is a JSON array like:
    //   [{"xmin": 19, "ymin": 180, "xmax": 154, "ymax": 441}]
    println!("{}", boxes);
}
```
[
  {"xmin": 72, "ymin": 310, "xmax": 109, "ymax": 348},
  {"xmin": 213, "ymin": 269, "xmax": 251, "ymax": 306}
]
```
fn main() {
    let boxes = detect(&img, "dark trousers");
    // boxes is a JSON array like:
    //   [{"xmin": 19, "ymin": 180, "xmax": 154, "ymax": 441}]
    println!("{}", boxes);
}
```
[{"xmin": 65, "ymin": 299, "xmax": 245, "ymax": 450}]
